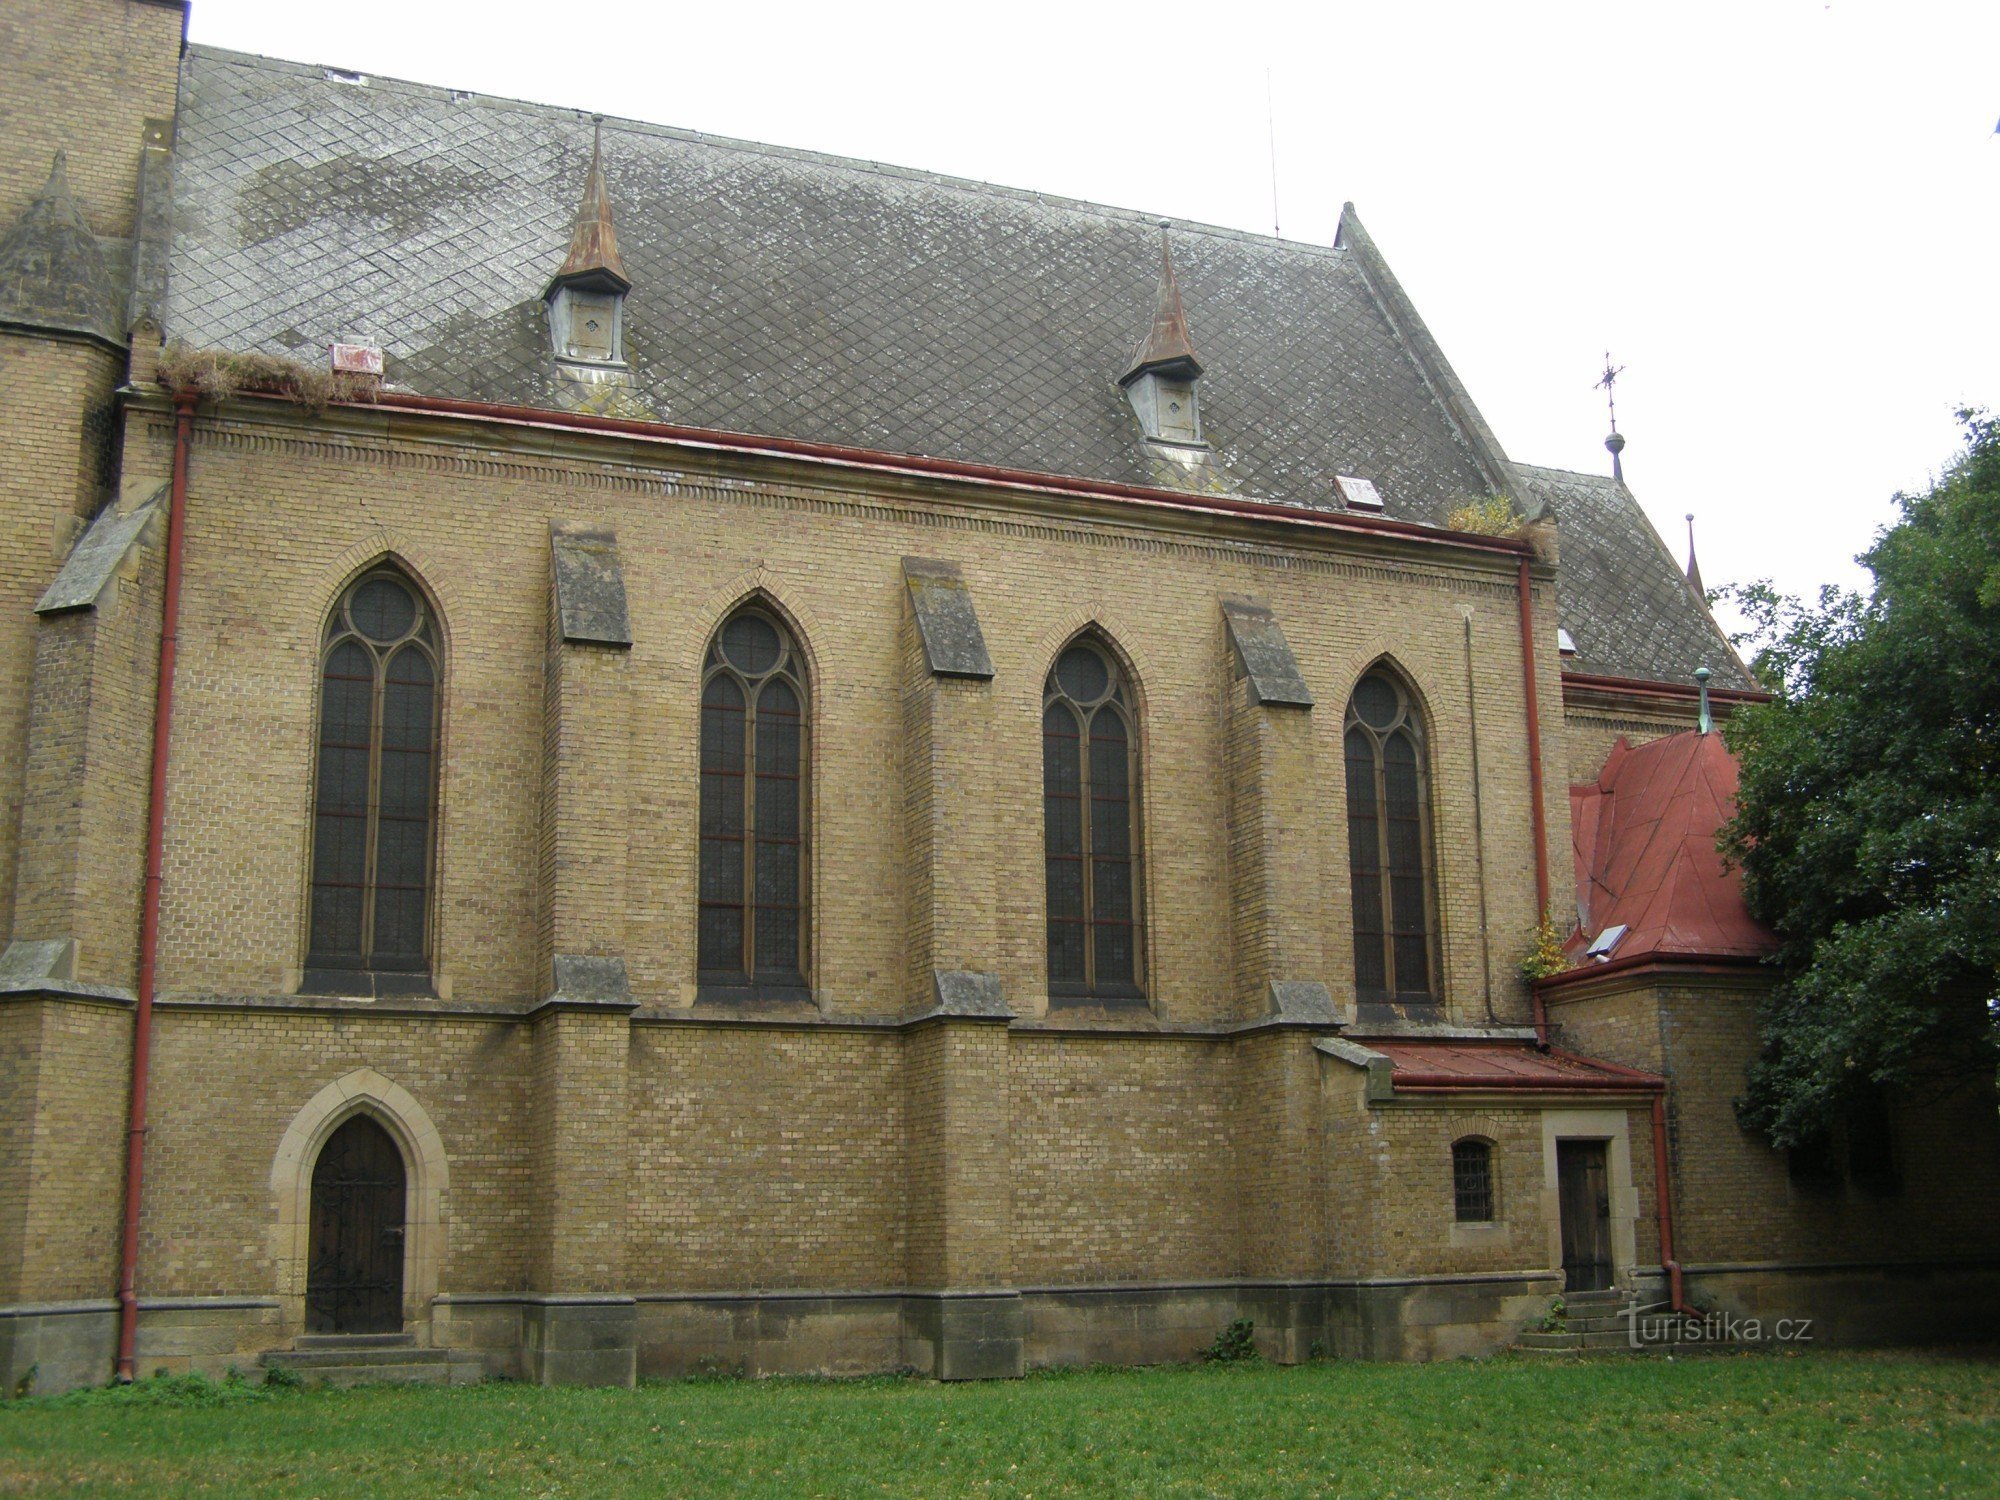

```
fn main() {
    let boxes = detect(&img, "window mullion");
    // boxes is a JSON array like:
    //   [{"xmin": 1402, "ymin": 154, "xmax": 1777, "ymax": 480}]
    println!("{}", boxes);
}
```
[
  {"xmin": 1372, "ymin": 730, "xmax": 1394, "ymax": 996},
  {"xmin": 1127, "ymin": 724, "xmax": 1141, "ymax": 993},
  {"xmin": 360, "ymin": 643, "xmax": 385, "ymax": 968},
  {"xmin": 743, "ymin": 683, "xmax": 758, "ymax": 976},
  {"xmin": 1079, "ymin": 703, "xmax": 1095, "ymax": 993}
]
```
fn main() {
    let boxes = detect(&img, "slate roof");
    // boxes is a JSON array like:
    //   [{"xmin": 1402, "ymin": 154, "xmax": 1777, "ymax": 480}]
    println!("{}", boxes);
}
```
[
  {"xmin": 1565, "ymin": 729, "xmax": 1776, "ymax": 964},
  {"xmin": 1520, "ymin": 464, "xmax": 1755, "ymax": 690},
  {"xmin": 161, "ymin": 45, "xmax": 1745, "ymax": 689}
]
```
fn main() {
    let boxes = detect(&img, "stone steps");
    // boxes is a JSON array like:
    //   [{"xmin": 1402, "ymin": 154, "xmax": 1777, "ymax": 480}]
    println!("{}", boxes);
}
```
[
  {"xmin": 1515, "ymin": 1297, "xmax": 1761, "ymax": 1356},
  {"xmin": 261, "ymin": 1343, "xmax": 485, "ymax": 1388}
]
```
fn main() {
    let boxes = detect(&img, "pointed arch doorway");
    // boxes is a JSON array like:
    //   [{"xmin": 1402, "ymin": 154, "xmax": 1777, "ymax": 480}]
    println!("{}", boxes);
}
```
[{"xmin": 305, "ymin": 1115, "xmax": 407, "ymax": 1334}]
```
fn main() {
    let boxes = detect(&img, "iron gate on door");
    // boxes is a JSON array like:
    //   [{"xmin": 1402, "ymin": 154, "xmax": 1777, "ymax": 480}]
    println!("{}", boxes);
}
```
[{"xmin": 305, "ymin": 1114, "xmax": 407, "ymax": 1334}]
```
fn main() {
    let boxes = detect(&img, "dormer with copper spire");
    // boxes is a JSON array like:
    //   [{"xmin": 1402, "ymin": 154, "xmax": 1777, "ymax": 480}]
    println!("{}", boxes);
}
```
[
  {"xmin": 1120, "ymin": 225, "xmax": 1205, "ymax": 447},
  {"xmin": 545, "ymin": 120, "xmax": 630, "ymax": 369}
]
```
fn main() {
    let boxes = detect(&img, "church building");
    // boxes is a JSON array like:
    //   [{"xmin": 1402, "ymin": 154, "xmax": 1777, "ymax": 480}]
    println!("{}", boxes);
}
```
[{"xmin": 2, "ymin": 0, "xmax": 1996, "ymax": 1392}]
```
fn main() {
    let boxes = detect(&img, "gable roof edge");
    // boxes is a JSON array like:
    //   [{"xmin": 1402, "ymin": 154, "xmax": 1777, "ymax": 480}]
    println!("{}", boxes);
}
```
[
  {"xmin": 1335, "ymin": 202, "xmax": 1523, "ymax": 506},
  {"xmin": 1591, "ymin": 468, "xmax": 1754, "ymax": 683}
]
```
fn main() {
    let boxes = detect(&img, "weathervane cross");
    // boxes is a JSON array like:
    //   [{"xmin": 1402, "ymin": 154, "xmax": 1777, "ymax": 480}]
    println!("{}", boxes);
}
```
[{"xmin": 1594, "ymin": 351, "xmax": 1626, "ymax": 434}]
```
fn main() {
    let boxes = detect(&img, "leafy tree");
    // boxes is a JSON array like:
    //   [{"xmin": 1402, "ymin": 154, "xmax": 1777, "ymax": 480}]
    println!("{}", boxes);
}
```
[{"xmin": 1722, "ymin": 411, "xmax": 2000, "ymax": 1147}]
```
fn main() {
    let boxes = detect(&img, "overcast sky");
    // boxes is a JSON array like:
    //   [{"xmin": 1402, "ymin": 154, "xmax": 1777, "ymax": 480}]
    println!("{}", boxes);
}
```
[{"xmin": 185, "ymin": 0, "xmax": 2000, "ymax": 632}]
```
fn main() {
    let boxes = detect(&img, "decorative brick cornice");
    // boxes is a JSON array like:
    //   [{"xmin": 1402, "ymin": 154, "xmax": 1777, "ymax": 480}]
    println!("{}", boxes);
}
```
[{"xmin": 139, "ymin": 410, "xmax": 1533, "ymax": 605}]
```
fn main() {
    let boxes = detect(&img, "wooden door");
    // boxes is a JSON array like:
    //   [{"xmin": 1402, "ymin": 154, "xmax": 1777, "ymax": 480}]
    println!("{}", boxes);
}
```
[
  {"xmin": 306, "ymin": 1115, "xmax": 406, "ymax": 1334},
  {"xmin": 1557, "ymin": 1139, "xmax": 1613, "ymax": 1293}
]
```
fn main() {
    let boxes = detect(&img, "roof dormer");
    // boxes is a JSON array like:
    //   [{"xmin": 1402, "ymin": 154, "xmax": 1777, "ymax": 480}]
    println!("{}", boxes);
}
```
[
  {"xmin": 1120, "ymin": 228, "xmax": 1205, "ymax": 448},
  {"xmin": 544, "ymin": 121, "xmax": 630, "ymax": 369}
]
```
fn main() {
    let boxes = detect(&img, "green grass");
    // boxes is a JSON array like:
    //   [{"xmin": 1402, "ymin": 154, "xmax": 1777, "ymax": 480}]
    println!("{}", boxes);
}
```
[{"xmin": 2, "ymin": 1352, "xmax": 1997, "ymax": 1497}]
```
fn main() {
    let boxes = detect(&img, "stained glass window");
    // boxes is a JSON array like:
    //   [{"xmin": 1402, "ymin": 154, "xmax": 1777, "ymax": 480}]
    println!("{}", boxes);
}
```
[
  {"xmin": 699, "ymin": 607, "xmax": 808, "ymax": 996},
  {"xmin": 308, "ymin": 569, "xmax": 438, "ymax": 980},
  {"xmin": 1044, "ymin": 638, "xmax": 1143, "ymax": 1000},
  {"xmin": 1345, "ymin": 668, "xmax": 1437, "ymax": 1002}
]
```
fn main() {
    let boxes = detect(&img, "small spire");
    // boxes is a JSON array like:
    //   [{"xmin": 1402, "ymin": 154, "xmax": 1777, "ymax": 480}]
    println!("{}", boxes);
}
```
[
  {"xmin": 1694, "ymin": 666, "xmax": 1713, "ymax": 735},
  {"xmin": 1120, "ymin": 225, "xmax": 1202, "ymax": 386},
  {"xmin": 1684, "ymin": 513, "xmax": 1705, "ymax": 597},
  {"xmin": 547, "ymin": 119, "xmax": 629, "ymax": 296},
  {"xmin": 0, "ymin": 148, "xmax": 120, "ymax": 343}
]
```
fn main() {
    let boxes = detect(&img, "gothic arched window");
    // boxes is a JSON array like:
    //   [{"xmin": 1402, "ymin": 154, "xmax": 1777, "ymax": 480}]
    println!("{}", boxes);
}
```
[
  {"xmin": 699, "ymin": 606, "xmax": 808, "ymax": 997},
  {"xmin": 1344, "ymin": 668, "xmax": 1437, "ymax": 1004},
  {"xmin": 1043, "ymin": 636, "xmax": 1144, "ymax": 1000},
  {"xmin": 307, "ymin": 568, "xmax": 439, "ymax": 990}
]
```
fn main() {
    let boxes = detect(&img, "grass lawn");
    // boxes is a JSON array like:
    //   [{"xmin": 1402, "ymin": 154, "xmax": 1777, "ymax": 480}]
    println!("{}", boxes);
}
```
[{"xmin": 1, "ymin": 1351, "xmax": 1996, "ymax": 1497}]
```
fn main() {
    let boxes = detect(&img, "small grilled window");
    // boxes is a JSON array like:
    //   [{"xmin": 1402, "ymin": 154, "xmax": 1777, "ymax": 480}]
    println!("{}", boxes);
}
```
[
  {"xmin": 1453, "ymin": 1138, "xmax": 1495, "ymax": 1223},
  {"xmin": 307, "ymin": 569, "xmax": 439, "ymax": 988},
  {"xmin": 698, "ymin": 606, "xmax": 808, "ymax": 999},
  {"xmin": 1044, "ymin": 636, "xmax": 1144, "ymax": 1000}
]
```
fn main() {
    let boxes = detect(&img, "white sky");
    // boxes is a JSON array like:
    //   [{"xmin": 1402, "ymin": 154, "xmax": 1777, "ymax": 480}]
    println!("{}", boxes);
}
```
[{"xmin": 186, "ymin": 0, "xmax": 2000, "ymax": 628}]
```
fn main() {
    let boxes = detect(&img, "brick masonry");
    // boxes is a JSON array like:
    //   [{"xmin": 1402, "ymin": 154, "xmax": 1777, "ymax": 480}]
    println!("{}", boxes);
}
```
[
  {"xmin": 0, "ymin": 390, "xmax": 1990, "ymax": 1387},
  {"xmin": 1, "ymin": 0, "xmax": 1996, "ymax": 1388}
]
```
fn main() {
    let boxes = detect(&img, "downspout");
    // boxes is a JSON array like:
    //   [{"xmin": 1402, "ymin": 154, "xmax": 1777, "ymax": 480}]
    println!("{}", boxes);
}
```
[
  {"xmin": 1516, "ymin": 556, "xmax": 1551, "ymax": 1046},
  {"xmin": 1652, "ymin": 1091, "xmax": 1693, "ymax": 1316},
  {"xmin": 115, "ymin": 393, "xmax": 194, "ymax": 1381}
]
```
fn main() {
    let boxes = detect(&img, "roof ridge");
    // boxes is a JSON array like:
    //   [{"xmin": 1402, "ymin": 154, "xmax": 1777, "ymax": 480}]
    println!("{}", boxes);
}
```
[
  {"xmin": 185, "ymin": 44, "xmax": 1347, "ymax": 260},
  {"xmin": 1515, "ymin": 461, "xmax": 1620, "ymax": 485}
]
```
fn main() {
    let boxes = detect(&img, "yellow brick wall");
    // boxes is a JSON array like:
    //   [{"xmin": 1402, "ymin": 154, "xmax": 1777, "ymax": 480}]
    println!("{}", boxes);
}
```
[
  {"xmin": 131, "ymin": 403, "xmax": 1556, "ymax": 1032},
  {"xmin": 0, "ymin": 999, "xmax": 130, "ymax": 1302},
  {"xmin": 0, "ymin": 0, "xmax": 183, "ymax": 239},
  {"xmin": 0, "ymin": 338, "xmax": 122, "ymax": 947},
  {"xmin": 1231, "ymin": 1031, "xmax": 1325, "ymax": 1279},
  {"xmin": 1008, "ymin": 1033, "xmax": 1239, "ymax": 1284},
  {"xmin": 1560, "ymin": 702, "xmax": 1697, "ymax": 786},
  {"xmin": 0, "ymin": 1003, "xmax": 42, "ymax": 1298},
  {"xmin": 625, "ymin": 1024, "xmax": 905, "ymax": 1290},
  {"xmin": 1551, "ymin": 976, "xmax": 2000, "ymax": 1271},
  {"xmin": 139, "ymin": 1010, "xmax": 532, "ymax": 1297},
  {"xmin": 10, "ymin": 522, "xmax": 161, "ymax": 990}
]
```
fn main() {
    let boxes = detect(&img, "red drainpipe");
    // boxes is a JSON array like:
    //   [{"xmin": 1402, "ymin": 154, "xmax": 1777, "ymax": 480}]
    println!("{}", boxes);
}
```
[
  {"xmin": 1652, "ymin": 1091, "xmax": 1693, "ymax": 1316},
  {"xmin": 1516, "ymin": 556, "xmax": 1551, "ymax": 1046},
  {"xmin": 115, "ymin": 394, "xmax": 195, "ymax": 1381}
]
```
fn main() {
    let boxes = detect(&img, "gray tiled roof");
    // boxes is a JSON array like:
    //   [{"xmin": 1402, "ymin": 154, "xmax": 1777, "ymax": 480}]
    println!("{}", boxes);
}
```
[
  {"xmin": 166, "ymin": 48, "xmax": 1500, "ymax": 514},
  {"xmin": 163, "ymin": 45, "xmax": 1744, "ymax": 689},
  {"xmin": 1518, "ymin": 465, "xmax": 1754, "ymax": 690}
]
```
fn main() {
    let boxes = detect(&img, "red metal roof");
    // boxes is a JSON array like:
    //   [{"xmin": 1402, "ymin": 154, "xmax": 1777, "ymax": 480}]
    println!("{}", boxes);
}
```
[
  {"xmin": 1567, "ymin": 730, "xmax": 1775, "ymax": 965},
  {"xmin": 1366, "ymin": 1041, "xmax": 1662, "ymax": 1093}
]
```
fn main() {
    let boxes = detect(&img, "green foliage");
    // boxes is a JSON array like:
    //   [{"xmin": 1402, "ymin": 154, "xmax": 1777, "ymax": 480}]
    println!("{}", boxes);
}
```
[
  {"xmin": 1195, "ymin": 1318, "xmax": 1258, "ymax": 1363},
  {"xmin": 262, "ymin": 1362, "xmax": 304, "ymax": 1391},
  {"xmin": 1444, "ymin": 494, "xmax": 1522, "ymax": 535},
  {"xmin": 1, "ymin": 1356, "xmax": 1996, "ymax": 1495},
  {"xmin": 1721, "ymin": 411, "xmax": 2000, "ymax": 1147},
  {"xmin": 1519, "ymin": 909, "xmax": 1572, "ymax": 982},
  {"xmin": 1535, "ymin": 1296, "xmax": 1568, "ymax": 1334},
  {"xmin": 35, "ymin": 1369, "xmax": 293, "ymax": 1410}
]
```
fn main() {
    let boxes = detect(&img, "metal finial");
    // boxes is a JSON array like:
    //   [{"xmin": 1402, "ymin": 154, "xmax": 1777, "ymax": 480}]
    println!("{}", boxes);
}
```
[
  {"xmin": 1694, "ymin": 666, "xmax": 1713, "ymax": 735},
  {"xmin": 1595, "ymin": 352, "xmax": 1627, "ymax": 481}
]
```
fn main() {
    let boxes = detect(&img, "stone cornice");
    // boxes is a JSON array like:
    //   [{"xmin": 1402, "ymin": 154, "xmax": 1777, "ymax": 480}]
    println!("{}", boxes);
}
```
[{"xmin": 122, "ymin": 391, "xmax": 1541, "ymax": 604}]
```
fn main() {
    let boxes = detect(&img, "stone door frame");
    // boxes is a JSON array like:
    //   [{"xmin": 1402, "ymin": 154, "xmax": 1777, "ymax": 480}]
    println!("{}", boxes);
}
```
[
  {"xmin": 1538, "ymin": 1107, "xmax": 1639, "ymax": 1291},
  {"xmin": 269, "ymin": 1068, "xmax": 447, "ymax": 1342}
]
